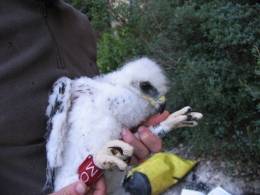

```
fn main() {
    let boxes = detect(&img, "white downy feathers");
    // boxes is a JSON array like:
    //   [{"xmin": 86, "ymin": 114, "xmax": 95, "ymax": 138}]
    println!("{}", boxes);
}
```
[{"xmin": 45, "ymin": 57, "xmax": 168, "ymax": 191}]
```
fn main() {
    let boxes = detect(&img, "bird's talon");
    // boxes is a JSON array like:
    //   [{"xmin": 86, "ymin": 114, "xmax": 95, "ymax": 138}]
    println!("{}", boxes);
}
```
[
  {"xmin": 186, "ymin": 107, "xmax": 192, "ymax": 114},
  {"xmin": 187, "ymin": 114, "xmax": 193, "ymax": 121},
  {"xmin": 109, "ymin": 146, "xmax": 123, "ymax": 155},
  {"xmin": 124, "ymin": 157, "xmax": 132, "ymax": 164}
]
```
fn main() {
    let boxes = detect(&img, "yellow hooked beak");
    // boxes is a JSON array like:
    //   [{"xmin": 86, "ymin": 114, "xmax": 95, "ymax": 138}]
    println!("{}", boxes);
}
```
[{"xmin": 143, "ymin": 95, "xmax": 166, "ymax": 113}]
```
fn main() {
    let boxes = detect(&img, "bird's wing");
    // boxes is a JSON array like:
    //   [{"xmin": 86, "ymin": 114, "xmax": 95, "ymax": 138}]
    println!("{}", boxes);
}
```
[{"xmin": 44, "ymin": 77, "xmax": 72, "ymax": 191}]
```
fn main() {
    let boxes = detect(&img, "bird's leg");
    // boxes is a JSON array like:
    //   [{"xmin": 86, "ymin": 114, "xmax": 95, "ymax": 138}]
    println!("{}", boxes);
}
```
[
  {"xmin": 150, "ymin": 106, "xmax": 203, "ymax": 137},
  {"xmin": 77, "ymin": 141, "xmax": 133, "ymax": 187}
]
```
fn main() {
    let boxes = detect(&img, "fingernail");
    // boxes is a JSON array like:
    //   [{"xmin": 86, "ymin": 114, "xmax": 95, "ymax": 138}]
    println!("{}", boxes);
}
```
[
  {"xmin": 121, "ymin": 128, "xmax": 128, "ymax": 137},
  {"xmin": 75, "ymin": 182, "xmax": 87, "ymax": 194},
  {"xmin": 138, "ymin": 127, "xmax": 149, "ymax": 134}
]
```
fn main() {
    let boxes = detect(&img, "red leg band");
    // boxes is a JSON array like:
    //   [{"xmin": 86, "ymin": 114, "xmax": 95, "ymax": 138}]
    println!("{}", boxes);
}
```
[{"xmin": 78, "ymin": 155, "xmax": 104, "ymax": 186}]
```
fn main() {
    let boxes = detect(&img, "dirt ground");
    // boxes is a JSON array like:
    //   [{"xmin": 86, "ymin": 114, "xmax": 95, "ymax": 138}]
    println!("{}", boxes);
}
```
[{"xmin": 163, "ymin": 147, "xmax": 260, "ymax": 195}]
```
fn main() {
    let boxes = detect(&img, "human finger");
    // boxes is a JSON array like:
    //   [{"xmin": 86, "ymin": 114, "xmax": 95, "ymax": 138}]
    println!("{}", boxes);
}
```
[
  {"xmin": 138, "ymin": 127, "xmax": 162, "ymax": 153},
  {"xmin": 143, "ymin": 111, "xmax": 170, "ymax": 126},
  {"xmin": 49, "ymin": 181, "xmax": 88, "ymax": 195},
  {"xmin": 129, "ymin": 155, "xmax": 139, "ymax": 165},
  {"xmin": 121, "ymin": 128, "xmax": 150, "ymax": 160},
  {"xmin": 92, "ymin": 177, "xmax": 107, "ymax": 195}
]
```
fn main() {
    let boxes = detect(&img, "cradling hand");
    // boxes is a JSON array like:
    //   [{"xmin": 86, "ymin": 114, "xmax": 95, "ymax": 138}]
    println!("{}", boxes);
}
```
[{"xmin": 121, "ymin": 111, "xmax": 170, "ymax": 162}]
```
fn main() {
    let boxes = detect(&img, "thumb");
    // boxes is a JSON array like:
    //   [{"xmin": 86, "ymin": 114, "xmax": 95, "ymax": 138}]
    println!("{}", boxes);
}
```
[{"xmin": 49, "ymin": 181, "xmax": 88, "ymax": 195}]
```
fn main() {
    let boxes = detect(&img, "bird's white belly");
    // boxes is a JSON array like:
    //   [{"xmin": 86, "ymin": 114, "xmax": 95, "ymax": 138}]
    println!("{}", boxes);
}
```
[{"xmin": 54, "ymin": 116, "xmax": 122, "ymax": 191}]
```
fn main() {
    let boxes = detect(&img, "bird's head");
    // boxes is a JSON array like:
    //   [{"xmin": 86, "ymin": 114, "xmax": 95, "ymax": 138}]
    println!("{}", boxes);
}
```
[{"xmin": 105, "ymin": 57, "xmax": 169, "ymax": 114}]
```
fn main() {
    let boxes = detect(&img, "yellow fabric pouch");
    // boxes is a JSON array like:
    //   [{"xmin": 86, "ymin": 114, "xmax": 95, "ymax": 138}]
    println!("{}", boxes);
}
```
[{"xmin": 123, "ymin": 152, "xmax": 197, "ymax": 195}]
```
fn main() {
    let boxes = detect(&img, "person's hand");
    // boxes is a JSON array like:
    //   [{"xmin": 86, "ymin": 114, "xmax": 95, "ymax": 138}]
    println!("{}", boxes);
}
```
[
  {"xmin": 121, "ymin": 111, "xmax": 170, "ymax": 162},
  {"xmin": 49, "ymin": 177, "xmax": 106, "ymax": 195}
]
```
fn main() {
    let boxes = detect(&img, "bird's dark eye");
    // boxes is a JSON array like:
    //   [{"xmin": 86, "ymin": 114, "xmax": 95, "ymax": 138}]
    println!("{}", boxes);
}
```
[
  {"xmin": 139, "ymin": 81, "xmax": 159, "ymax": 97},
  {"xmin": 139, "ymin": 81, "xmax": 153, "ymax": 93}
]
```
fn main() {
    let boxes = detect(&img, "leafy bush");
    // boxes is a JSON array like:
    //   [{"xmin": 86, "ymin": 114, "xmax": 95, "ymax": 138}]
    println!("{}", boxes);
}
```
[
  {"xmin": 164, "ymin": 2, "xmax": 260, "ymax": 162},
  {"xmin": 97, "ymin": 28, "xmax": 145, "ymax": 72},
  {"xmin": 160, "ymin": 1, "xmax": 260, "ymax": 162},
  {"xmin": 66, "ymin": 0, "xmax": 110, "ymax": 32}
]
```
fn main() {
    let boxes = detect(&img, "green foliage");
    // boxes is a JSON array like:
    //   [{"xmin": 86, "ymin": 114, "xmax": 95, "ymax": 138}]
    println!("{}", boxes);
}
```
[
  {"xmin": 68, "ymin": 0, "xmax": 260, "ymax": 162},
  {"xmin": 162, "ymin": 1, "xmax": 260, "ymax": 161},
  {"xmin": 97, "ymin": 28, "xmax": 145, "ymax": 72},
  {"xmin": 101, "ymin": 0, "xmax": 260, "ymax": 162},
  {"xmin": 247, "ymin": 46, "xmax": 260, "ymax": 154},
  {"xmin": 66, "ymin": 0, "xmax": 110, "ymax": 32},
  {"xmin": 96, "ymin": 1, "xmax": 150, "ymax": 72}
]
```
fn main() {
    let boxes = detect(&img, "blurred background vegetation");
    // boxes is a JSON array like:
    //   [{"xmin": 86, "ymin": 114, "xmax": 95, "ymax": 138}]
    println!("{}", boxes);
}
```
[{"xmin": 66, "ymin": 0, "xmax": 260, "ymax": 165}]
